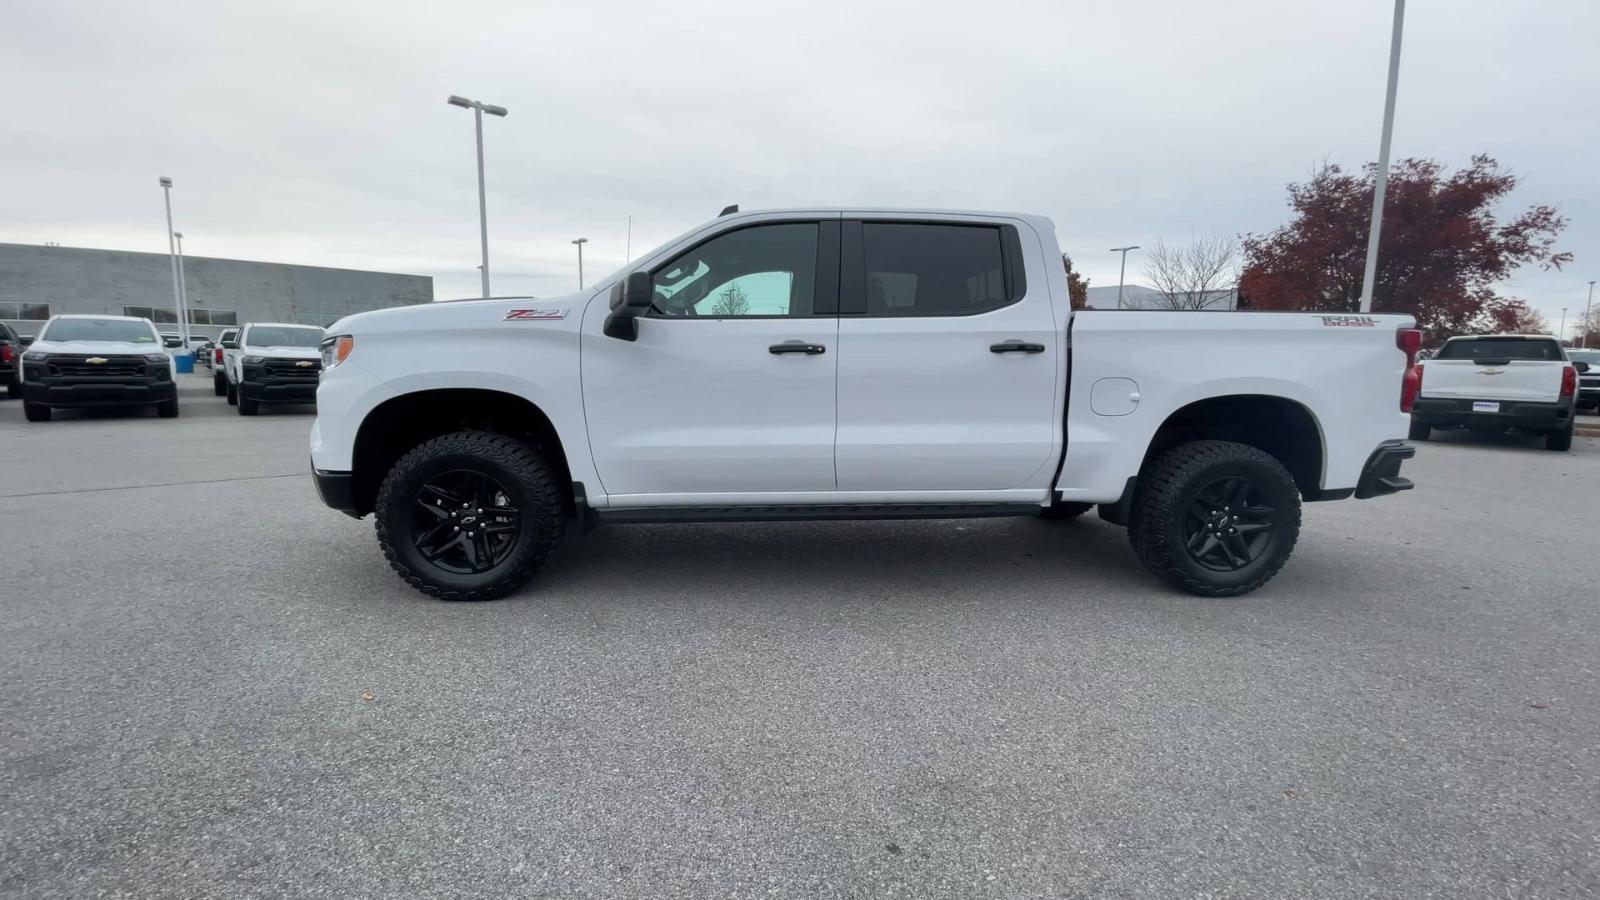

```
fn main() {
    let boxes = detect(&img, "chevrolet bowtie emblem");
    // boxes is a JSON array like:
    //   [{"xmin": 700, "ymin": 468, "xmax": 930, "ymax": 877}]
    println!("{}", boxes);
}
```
[
  {"xmin": 86, "ymin": 357, "xmax": 108, "ymax": 364},
  {"xmin": 1478, "ymin": 367, "xmax": 1503, "ymax": 375},
  {"xmin": 296, "ymin": 360, "xmax": 314, "ymax": 367}
]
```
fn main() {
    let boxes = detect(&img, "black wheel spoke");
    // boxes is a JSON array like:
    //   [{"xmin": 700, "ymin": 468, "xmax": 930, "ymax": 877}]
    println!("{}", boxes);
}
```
[
  {"xmin": 1180, "ymin": 473, "xmax": 1279, "ymax": 573},
  {"xmin": 411, "ymin": 468, "xmax": 525, "ymax": 576},
  {"xmin": 423, "ymin": 532, "xmax": 465, "ymax": 561},
  {"xmin": 1223, "ymin": 532, "xmax": 1253, "ymax": 565},
  {"xmin": 1234, "ymin": 520, "xmax": 1271, "ymax": 534}
]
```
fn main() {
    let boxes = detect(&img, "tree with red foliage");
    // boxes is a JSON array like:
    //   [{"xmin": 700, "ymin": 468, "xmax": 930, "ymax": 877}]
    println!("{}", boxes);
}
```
[
  {"xmin": 1239, "ymin": 155, "xmax": 1571, "ymax": 344},
  {"xmin": 1062, "ymin": 254, "xmax": 1090, "ymax": 310},
  {"xmin": 1485, "ymin": 300, "xmax": 1550, "ymax": 335}
]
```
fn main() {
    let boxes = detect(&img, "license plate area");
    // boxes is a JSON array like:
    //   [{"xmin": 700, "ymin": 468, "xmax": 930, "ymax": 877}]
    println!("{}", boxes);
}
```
[{"xmin": 1472, "ymin": 401, "xmax": 1500, "ymax": 413}]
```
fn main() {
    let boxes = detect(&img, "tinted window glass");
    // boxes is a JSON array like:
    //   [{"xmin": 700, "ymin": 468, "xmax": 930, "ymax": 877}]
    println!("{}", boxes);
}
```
[
  {"xmin": 651, "ymin": 223, "xmax": 817, "ymax": 317},
  {"xmin": 1566, "ymin": 349, "xmax": 1600, "ymax": 365},
  {"xmin": 42, "ymin": 318, "xmax": 158, "ymax": 344},
  {"xmin": 862, "ymin": 224, "xmax": 1008, "ymax": 316},
  {"xmin": 246, "ymin": 326, "xmax": 324, "ymax": 348},
  {"xmin": 1435, "ymin": 338, "xmax": 1562, "ymax": 361}
]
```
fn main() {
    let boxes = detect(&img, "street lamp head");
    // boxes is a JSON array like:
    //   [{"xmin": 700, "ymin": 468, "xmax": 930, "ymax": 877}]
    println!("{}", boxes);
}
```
[
  {"xmin": 447, "ymin": 95, "xmax": 473, "ymax": 108},
  {"xmin": 173, "ymin": 231, "xmax": 183, "ymax": 240},
  {"xmin": 572, "ymin": 238, "xmax": 588, "ymax": 245},
  {"xmin": 1109, "ymin": 245, "xmax": 1139, "ymax": 252},
  {"xmin": 159, "ymin": 176, "xmax": 172, "ymax": 188},
  {"xmin": 480, "ymin": 104, "xmax": 508, "ymax": 117}
]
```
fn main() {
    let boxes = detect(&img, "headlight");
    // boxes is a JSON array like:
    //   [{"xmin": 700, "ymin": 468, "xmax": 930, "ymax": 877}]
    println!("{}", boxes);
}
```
[
  {"xmin": 22, "ymin": 351, "xmax": 48, "ymax": 362},
  {"xmin": 142, "ymin": 353, "xmax": 169, "ymax": 364},
  {"xmin": 242, "ymin": 355, "xmax": 266, "ymax": 365},
  {"xmin": 320, "ymin": 335, "xmax": 354, "ymax": 370}
]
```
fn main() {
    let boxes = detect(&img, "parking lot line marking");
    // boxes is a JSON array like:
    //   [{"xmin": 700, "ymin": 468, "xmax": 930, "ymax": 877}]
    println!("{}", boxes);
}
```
[{"xmin": 0, "ymin": 472, "xmax": 307, "ymax": 499}]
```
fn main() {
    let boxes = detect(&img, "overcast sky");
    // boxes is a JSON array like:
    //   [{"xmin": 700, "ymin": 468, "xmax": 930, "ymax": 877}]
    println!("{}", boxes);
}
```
[{"xmin": 3, "ymin": 0, "xmax": 1596, "ymax": 330}]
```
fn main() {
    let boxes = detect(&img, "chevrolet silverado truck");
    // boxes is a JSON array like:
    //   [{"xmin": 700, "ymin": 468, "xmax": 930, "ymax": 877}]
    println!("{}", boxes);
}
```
[
  {"xmin": 1409, "ymin": 334, "xmax": 1582, "ymax": 451},
  {"xmin": 20, "ymin": 314, "xmax": 178, "ymax": 421},
  {"xmin": 230, "ymin": 323, "xmax": 325, "ymax": 416},
  {"xmin": 311, "ymin": 208, "xmax": 1419, "ymax": 601}
]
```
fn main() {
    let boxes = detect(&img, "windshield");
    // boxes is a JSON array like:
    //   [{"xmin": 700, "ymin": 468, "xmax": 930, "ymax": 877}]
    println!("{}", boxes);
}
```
[
  {"xmin": 246, "ymin": 326, "xmax": 323, "ymax": 348},
  {"xmin": 42, "ymin": 318, "xmax": 158, "ymax": 344},
  {"xmin": 1435, "ymin": 338, "xmax": 1562, "ymax": 361}
]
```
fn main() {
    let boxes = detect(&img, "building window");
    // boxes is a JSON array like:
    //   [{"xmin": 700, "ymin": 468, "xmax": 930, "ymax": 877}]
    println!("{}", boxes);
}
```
[
  {"xmin": 0, "ymin": 301, "xmax": 51, "ymax": 319},
  {"xmin": 123, "ymin": 306, "xmax": 237, "ymax": 326}
]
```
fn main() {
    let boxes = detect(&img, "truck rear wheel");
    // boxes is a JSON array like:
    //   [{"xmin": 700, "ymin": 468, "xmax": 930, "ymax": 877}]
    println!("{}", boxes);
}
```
[
  {"xmin": 1546, "ymin": 423, "xmax": 1573, "ymax": 452},
  {"xmin": 1407, "ymin": 419, "xmax": 1430, "ymax": 441},
  {"xmin": 1128, "ymin": 440, "xmax": 1301, "ymax": 597},
  {"xmin": 374, "ymin": 430, "xmax": 566, "ymax": 601},
  {"xmin": 213, "ymin": 373, "xmax": 227, "ymax": 396}
]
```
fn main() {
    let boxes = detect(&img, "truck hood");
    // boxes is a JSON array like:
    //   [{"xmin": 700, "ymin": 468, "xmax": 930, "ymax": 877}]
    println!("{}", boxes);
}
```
[
  {"xmin": 328, "ymin": 292, "xmax": 596, "ymax": 336},
  {"xmin": 243, "ymin": 345, "xmax": 321, "ymax": 360},
  {"xmin": 30, "ymin": 339, "xmax": 165, "ymax": 356}
]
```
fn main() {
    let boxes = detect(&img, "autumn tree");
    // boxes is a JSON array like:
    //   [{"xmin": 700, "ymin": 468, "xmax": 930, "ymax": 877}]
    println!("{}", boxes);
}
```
[
  {"xmin": 710, "ymin": 282, "xmax": 749, "ymax": 316},
  {"xmin": 1062, "ymin": 254, "xmax": 1090, "ymax": 309},
  {"xmin": 1485, "ymin": 300, "xmax": 1549, "ymax": 335},
  {"xmin": 1239, "ymin": 155, "xmax": 1571, "ymax": 343},
  {"xmin": 1142, "ymin": 236, "xmax": 1239, "ymax": 310}
]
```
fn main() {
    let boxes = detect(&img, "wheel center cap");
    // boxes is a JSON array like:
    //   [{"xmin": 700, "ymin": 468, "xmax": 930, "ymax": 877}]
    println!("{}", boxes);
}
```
[{"xmin": 460, "ymin": 515, "xmax": 477, "ymax": 525}]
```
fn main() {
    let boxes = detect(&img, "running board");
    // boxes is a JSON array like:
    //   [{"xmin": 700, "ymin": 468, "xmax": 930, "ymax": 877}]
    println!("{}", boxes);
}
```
[{"xmin": 593, "ymin": 503, "xmax": 1044, "ymax": 525}]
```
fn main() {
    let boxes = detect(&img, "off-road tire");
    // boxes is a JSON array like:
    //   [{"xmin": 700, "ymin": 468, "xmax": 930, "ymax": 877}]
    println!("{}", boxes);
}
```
[
  {"xmin": 1546, "ymin": 423, "xmax": 1573, "ymax": 452},
  {"xmin": 213, "ymin": 373, "xmax": 227, "ymax": 396},
  {"xmin": 1040, "ymin": 501, "xmax": 1094, "ymax": 520},
  {"xmin": 1128, "ymin": 440, "xmax": 1301, "ymax": 597},
  {"xmin": 374, "ymin": 430, "xmax": 566, "ymax": 602}
]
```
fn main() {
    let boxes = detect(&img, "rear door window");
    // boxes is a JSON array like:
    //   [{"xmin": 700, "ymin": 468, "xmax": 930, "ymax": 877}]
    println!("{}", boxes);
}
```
[{"xmin": 859, "ymin": 223, "xmax": 1016, "ymax": 316}]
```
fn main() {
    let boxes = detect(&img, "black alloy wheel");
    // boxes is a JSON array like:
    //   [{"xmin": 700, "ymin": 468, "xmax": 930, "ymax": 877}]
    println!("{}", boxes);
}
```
[
  {"xmin": 1181, "ymin": 475, "xmax": 1277, "ymax": 572},
  {"xmin": 412, "ymin": 469, "xmax": 522, "ymax": 575}
]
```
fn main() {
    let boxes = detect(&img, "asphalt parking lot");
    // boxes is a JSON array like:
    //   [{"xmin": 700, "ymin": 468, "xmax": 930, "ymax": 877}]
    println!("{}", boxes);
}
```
[{"xmin": 3, "ymin": 376, "xmax": 1599, "ymax": 898}]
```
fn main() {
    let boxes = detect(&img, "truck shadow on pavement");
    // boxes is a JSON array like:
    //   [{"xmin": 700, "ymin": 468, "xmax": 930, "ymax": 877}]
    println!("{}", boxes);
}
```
[{"xmin": 1421, "ymin": 428, "xmax": 1595, "ymax": 454}]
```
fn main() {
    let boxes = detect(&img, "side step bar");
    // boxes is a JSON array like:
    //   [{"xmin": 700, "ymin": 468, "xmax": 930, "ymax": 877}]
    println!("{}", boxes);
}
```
[{"xmin": 593, "ymin": 503, "xmax": 1044, "ymax": 525}]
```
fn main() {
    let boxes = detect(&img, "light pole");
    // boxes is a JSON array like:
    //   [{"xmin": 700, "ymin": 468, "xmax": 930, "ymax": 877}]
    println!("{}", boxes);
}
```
[
  {"xmin": 1583, "ymin": 280, "xmax": 1595, "ymax": 349},
  {"xmin": 1358, "ymin": 0, "xmax": 1406, "ymax": 313},
  {"xmin": 1558, "ymin": 307, "xmax": 1567, "ymax": 344},
  {"xmin": 174, "ymin": 231, "xmax": 190, "ymax": 338},
  {"xmin": 447, "ymin": 94, "xmax": 508, "ymax": 298},
  {"xmin": 1110, "ymin": 245, "xmax": 1139, "ymax": 309},
  {"xmin": 158, "ymin": 177, "xmax": 190, "ymax": 345},
  {"xmin": 572, "ymin": 238, "xmax": 588, "ymax": 290}
]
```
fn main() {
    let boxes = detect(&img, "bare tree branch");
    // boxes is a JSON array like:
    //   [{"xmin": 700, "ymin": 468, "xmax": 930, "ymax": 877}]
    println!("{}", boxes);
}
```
[{"xmin": 1142, "ymin": 236, "xmax": 1240, "ymax": 310}]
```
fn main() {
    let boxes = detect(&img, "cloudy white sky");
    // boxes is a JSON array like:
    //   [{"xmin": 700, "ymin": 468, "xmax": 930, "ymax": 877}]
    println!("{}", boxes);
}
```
[{"xmin": 3, "ymin": 0, "xmax": 1596, "ymax": 330}]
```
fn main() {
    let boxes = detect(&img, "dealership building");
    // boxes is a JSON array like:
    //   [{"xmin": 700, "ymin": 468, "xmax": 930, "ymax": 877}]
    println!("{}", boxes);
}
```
[{"xmin": 0, "ymin": 243, "xmax": 432, "ymax": 339}]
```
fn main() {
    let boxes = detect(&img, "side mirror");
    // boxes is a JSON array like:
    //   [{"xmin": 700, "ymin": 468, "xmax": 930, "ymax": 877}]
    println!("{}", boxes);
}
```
[
  {"xmin": 19, "ymin": 335, "xmax": 34, "ymax": 346},
  {"xmin": 221, "ymin": 340, "xmax": 238, "ymax": 350},
  {"xmin": 1576, "ymin": 361, "xmax": 1590, "ymax": 374},
  {"xmin": 604, "ymin": 271, "xmax": 654, "ymax": 341}
]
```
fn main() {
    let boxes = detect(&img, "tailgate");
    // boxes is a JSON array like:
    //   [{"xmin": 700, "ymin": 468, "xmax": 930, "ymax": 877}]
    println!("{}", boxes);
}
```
[{"xmin": 1419, "ymin": 359, "xmax": 1564, "ymax": 402}]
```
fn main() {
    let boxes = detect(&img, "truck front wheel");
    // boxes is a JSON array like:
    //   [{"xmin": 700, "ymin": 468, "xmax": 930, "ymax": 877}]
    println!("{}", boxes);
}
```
[
  {"xmin": 374, "ymin": 430, "xmax": 567, "ymax": 601},
  {"xmin": 1128, "ymin": 440, "xmax": 1301, "ymax": 597}
]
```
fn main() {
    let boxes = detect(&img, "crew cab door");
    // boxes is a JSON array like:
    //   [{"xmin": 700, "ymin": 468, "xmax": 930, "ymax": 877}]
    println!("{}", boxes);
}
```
[
  {"xmin": 581, "ymin": 219, "xmax": 842, "ymax": 499},
  {"xmin": 834, "ymin": 218, "xmax": 1063, "ymax": 491}
]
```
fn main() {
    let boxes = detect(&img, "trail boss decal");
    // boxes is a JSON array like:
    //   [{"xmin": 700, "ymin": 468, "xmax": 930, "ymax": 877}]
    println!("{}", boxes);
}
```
[
  {"xmin": 1319, "ymin": 315, "xmax": 1379, "ymax": 327},
  {"xmin": 504, "ymin": 308, "xmax": 569, "ymax": 321}
]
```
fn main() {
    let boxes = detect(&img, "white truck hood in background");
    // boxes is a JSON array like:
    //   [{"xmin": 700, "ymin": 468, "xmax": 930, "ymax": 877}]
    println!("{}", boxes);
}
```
[
  {"xmin": 1418, "ymin": 359, "xmax": 1566, "ymax": 402},
  {"xmin": 244, "ymin": 345, "xmax": 320, "ymax": 360},
  {"xmin": 30, "ymin": 339, "xmax": 163, "ymax": 356}
]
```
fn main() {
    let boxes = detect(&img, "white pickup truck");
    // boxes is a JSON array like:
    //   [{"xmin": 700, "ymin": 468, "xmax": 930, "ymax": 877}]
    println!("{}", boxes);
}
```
[
  {"xmin": 1409, "ymin": 334, "xmax": 1582, "ymax": 451},
  {"xmin": 311, "ymin": 208, "xmax": 1419, "ymax": 601}
]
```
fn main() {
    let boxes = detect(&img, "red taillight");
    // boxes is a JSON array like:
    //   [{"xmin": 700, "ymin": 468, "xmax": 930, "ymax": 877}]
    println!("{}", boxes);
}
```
[
  {"xmin": 0, "ymin": 344, "xmax": 12, "ymax": 364},
  {"xmin": 1560, "ymin": 365, "xmax": 1577, "ymax": 398},
  {"xmin": 214, "ymin": 348, "xmax": 223, "ymax": 364},
  {"xmin": 1395, "ymin": 328, "xmax": 1423, "ymax": 362},
  {"xmin": 1401, "ymin": 363, "xmax": 1423, "ymax": 413}
]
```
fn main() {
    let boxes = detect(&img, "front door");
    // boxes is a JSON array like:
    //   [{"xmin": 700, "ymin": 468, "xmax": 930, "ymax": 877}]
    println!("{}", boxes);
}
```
[
  {"xmin": 582, "ymin": 220, "xmax": 841, "ymax": 499},
  {"xmin": 834, "ymin": 219, "xmax": 1062, "ymax": 491}
]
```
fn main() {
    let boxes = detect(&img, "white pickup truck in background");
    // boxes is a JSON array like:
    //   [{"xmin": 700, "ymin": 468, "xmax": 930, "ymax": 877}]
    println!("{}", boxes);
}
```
[
  {"xmin": 310, "ymin": 207, "xmax": 1420, "ymax": 601},
  {"xmin": 1409, "ymin": 334, "xmax": 1583, "ymax": 451}
]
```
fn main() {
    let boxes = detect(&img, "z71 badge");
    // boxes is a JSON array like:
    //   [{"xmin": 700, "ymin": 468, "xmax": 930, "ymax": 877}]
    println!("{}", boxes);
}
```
[{"xmin": 504, "ymin": 308, "xmax": 569, "ymax": 321}]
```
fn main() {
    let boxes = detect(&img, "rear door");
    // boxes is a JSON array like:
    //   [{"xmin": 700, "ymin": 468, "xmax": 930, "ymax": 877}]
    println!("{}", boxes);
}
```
[
  {"xmin": 1421, "ymin": 337, "xmax": 1567, "ymax": 401},
  {"xmin": 833, "ymin": 218, "xmax": 1062, "ymax": 491}
]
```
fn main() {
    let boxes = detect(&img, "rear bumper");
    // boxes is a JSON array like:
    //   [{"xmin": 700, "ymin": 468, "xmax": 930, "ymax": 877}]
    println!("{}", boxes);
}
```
[
  {"xmin": 312, "ymin": 467, "xmax": 362, "ymax": 519},
  {"xmin": 22, "ymin": 379, "xmax": 176, "ymax": 408},
  {"xmin": 1354, "ymin": 440, "xmax": 1416, "ymax": 500},
  {"xmin": 1412, "ymin": 396, "xmax": 1573, "ymax": 431}
]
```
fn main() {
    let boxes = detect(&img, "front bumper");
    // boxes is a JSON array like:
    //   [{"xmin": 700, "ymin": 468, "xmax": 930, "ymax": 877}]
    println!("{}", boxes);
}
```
[
  {"xmin": 239, "ymin": 365, "xmax": 319, "ymax": 404},
  {"xmin": 1354, "ymin": 440, "xmax": 1416, "ymax": 500},
  {"xmin": 312, "ymin": 467, "xmax": 362, "ymax": 519},
  {"xmin": 1411, "ymin": 396, "xmax": 1574, "ymax": 431},
  {"xmin": 22, "ymin": 378, "xmax": 176, "ymax": 408}
]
